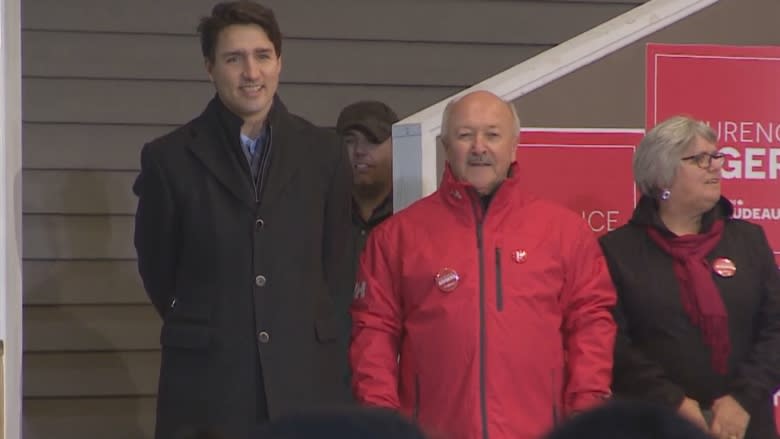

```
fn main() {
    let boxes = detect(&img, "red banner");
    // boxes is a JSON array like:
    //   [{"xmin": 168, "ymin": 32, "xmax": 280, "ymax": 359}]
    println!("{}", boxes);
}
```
[
  {"xmin": 647, "ymin": 43, "xmax": 780, "ymax": 265},
  {"xmin": 515, "ymin": 129, "xmax": 644, "ymax": 236}
]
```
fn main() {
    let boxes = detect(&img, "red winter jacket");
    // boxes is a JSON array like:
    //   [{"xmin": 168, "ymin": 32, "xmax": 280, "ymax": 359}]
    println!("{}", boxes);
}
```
[{"xmin": 350, "ymin": 165, "xmax": 617, "ymax": 439}]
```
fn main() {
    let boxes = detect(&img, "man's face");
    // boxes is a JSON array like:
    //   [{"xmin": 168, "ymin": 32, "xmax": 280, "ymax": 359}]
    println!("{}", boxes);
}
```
[
  {"xmin": 344, "ymin": 129, "xmax": 393, "ymax": 191},
  {"xmin": 205, "ymin": 24, "xmax": 281, "ymax": 123},
  {"xmin": 442, "ymin": 92, "xmax": 517, "ymax": 195}
]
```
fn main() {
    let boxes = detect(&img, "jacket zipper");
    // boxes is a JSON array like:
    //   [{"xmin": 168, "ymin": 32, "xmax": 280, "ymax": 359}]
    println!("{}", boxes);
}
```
[
  {"xmin": 413, "ymin": 374, "xmax": 420, "ymax": 421},
  {"xmin": 552, "ymin": 368, "xmax": 559, "ymax": 427},
  {"xmin": 495, "ymin": 247, "xmax": 503, "ymax": 312},
  {"xmin": 468, "ymin": 191, "xmax": 490, "ymax": 439},
  {"xmin": 254, "ymin": 125, "xmax": 273, "ymax": 204}
]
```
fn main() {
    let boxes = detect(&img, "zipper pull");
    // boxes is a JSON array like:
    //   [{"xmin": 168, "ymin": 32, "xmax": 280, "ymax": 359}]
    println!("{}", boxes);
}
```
[{"xmin": 552, "ymin": 368, "xmax": 559, "ymax": 426}]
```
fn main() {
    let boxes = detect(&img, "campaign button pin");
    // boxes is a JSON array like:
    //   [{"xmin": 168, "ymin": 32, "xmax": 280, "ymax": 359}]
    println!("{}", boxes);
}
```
[
  {"xmin": 435, "ymin": 268, "xmax": 460, "ymax": 292},
  {"xmin": 712, "ymin": 257, "xmax": 736, "ymax": 278},
  {"xmin": 512, "ymin": 250, "xmax": 528, "ymax": 263}
]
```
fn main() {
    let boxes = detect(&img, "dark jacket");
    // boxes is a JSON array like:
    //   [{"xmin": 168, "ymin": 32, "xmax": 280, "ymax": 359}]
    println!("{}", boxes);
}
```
[
  {"xmin": 345, "ymin": 193, "xmax": 393, "ymax": 310},
  {"xmin": 599, "ymin": 196, "xmax": 780, "ymax": 439},
  {"xmin": 133, "ymin": 95, "xmax": 354, "ymax": 439},
  {"xmin": 336, "ymin": 196, "xmax": 393, "ymax": 386},
  {"xmin": 348, "ymin": 196, "xmax": 393, "ymax": 292}
]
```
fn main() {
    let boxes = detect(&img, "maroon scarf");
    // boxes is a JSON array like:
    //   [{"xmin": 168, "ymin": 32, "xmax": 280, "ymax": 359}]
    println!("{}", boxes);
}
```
[{"xmin": 646, "ymin": 219, "xmax": 731, "ymax": 374}]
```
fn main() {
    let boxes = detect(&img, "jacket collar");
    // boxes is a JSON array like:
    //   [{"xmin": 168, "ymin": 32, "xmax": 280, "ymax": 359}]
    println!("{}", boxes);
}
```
[
  {"xmin": 187, "ymin": 96, "xmax": 254, "ymax": 208},
  {"xmin": 630, "ymin": 195, "xmax": 733, "ymax": 235},
  {"xmin": 438, "ymin": 162, "xmax": 528, "ymax": 221},
  {"xmin": 186, "ymin": 94, "xmax": 301, "ymax": 210},
  {"xmin": 253, "ymin": 96, "xmax": 303, "ymax": 209},
  {"xmin": 352, "ymin": 193, "xmax": 393, "ymax": 230}
]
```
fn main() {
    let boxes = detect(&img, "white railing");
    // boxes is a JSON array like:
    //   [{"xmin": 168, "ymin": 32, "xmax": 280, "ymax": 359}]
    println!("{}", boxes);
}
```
[
  {"xmin": 0, "ymin": 0, "xmax": 22, "ymax": 437},
  {"xmin": 392, "ymin": 0, "xmax": 719, "ymax": 212}
]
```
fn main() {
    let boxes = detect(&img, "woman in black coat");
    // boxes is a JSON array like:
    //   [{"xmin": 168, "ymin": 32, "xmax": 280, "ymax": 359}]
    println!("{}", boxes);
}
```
[{"xmin": 599, "ymin": 116, "xmax": 780, "ymax": 439}]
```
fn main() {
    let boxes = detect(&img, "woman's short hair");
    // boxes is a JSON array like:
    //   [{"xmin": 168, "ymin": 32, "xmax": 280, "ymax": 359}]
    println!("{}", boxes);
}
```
[{"xmin": 633, "ymin": 115, "xmax": 717, "ymax": 197}]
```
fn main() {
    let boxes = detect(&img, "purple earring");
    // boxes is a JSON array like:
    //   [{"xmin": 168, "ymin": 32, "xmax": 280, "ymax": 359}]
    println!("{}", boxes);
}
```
[{"xmin": 660, "ymin": 189, "xmax": 671, "ymax": 200}]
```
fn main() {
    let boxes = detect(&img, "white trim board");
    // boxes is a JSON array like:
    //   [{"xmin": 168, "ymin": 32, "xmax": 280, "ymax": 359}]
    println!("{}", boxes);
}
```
[
  {"xmin": 1, "ymin": 0, "xmax": 23, "ymax": 437},
  {"xmin": 392, "ymin": 0, "xmax": 719, "ymax": 212}
]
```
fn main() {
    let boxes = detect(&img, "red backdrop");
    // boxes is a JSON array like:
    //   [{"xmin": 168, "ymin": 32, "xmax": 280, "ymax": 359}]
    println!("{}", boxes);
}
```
[{"xmin": 515, "ymin": 129, "xmax": 644, "ymax": 236}]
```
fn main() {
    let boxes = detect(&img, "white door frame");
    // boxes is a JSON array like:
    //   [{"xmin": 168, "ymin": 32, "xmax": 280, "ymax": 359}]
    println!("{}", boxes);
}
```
[{"xmin": 0, "ymin": 0, "xmax": 23, "ymax": 437}]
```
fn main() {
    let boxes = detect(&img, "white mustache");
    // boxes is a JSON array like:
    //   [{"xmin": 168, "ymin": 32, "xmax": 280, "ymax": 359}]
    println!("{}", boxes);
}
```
[{"xmin": 467, "ymin": 154, "xmax": 493, "ymax": 165}]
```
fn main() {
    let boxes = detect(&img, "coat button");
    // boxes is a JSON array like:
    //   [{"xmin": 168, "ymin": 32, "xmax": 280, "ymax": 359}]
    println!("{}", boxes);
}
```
[
  {"xmin": 257, "ymin": 331, "xmax": 270, "ymax": 344},
  {"xmin": 255, "ymin": 275, "xmax": 267, "ymax": 287},
  {"xmin": 255, "ymin": 218, "xmax": 264, "ymax": 231}
]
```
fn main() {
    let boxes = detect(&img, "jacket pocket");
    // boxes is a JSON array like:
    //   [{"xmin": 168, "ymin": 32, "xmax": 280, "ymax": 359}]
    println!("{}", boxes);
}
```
[
  {"xmin": 496, "ymin": 247, "xmax": 504, "ymax": 311},
  {"xmin": 160, "ymin": 322, "xmax": 211, "ymax": 350},
  {"xmin": 315, "ymin": 316, "xmax": 338, "ymax": 343}
]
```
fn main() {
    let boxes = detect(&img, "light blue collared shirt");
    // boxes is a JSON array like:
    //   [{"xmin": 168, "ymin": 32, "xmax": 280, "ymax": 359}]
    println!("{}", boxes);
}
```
[{"xmin": 240, "ymin": 132, "xmax": 262, "ymax": 158}]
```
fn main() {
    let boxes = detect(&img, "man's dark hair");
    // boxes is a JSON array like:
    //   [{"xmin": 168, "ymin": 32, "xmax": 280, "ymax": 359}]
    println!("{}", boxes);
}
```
[
  {"xmin": 545, "ymin": 400, "xmax": 711, "ymax": 439},
  {"xmin": 197, "ymin": 1, "xmax": 282, "ymax": 63},
  {"xmin": 256, "ymin": 407, "xmax": 428, "ymax": 439}
]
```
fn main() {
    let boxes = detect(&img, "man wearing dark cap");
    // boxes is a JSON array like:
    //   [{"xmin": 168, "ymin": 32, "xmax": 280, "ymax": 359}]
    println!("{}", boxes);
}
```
[
  {"xmin": 336, "ymin": 101, "xmax": 399, "ymax": 271},
  {"xmin": 335, "ymin": 101, "xmax": 398, "ymax": 389}
]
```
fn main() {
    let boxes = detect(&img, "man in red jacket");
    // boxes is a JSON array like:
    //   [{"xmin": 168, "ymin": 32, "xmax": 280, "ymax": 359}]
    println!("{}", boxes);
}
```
[{"xmin": 349, "ymin": 90, "xmax": 617, "ymax": 439}]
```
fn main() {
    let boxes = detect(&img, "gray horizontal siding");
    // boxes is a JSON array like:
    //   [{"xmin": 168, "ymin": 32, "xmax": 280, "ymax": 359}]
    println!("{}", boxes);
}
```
[
  {"xmin": 24, "ymin": 261, "xmax": 146, "ymax": 305},
  {"xmin": 23, "ymin": 123, "xmax": 164, "ymax": 171},
  {"xmin": 24, "ymin": 397, "xmax": 155, "ymax": 439},
  {"xmin": 23, "ymin": 215, "xmax": 134, "ymax": 260},
  {"xmin": 23, "ymin": 0, "xmax": 638, "ymax": 44},
  {"xmin": 24, "ymin": 78, "xmax": 461, "ymax": 127},
  {"xmin": 24, "ymin": 305, "xmax": 160, "ymax": 352},
  {"xmin": 23, "ymin": 30, "xmax": 547, "ymax": 87},
  {"xmin": 24, "ymin": 351, "xmax": 159, "ymax": 397},
  {"xmin": 24, "ymin": 170, "xmax": 137, "ymax": 215}
]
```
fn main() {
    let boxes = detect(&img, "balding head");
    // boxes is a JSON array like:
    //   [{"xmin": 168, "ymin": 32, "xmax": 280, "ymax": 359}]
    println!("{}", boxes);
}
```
[
  {"xmin": 439, "ymin": 91, "xmax": 520, "ymax": 195},
  {"xmin": 441, "ymin": 91, "xmax": 520, "ymax": 140}
]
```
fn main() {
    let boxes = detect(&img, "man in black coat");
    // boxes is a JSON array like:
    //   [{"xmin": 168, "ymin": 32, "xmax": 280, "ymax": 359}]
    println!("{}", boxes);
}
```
[{"xmin": 132, "ymin": 2, "xmax": 353, "ymax": 438}]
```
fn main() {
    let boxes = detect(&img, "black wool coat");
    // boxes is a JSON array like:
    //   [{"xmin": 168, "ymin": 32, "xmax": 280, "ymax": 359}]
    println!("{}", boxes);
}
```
[{"xmin": 133, "ymin": 95, "xmax": 354, "ymax": 439}]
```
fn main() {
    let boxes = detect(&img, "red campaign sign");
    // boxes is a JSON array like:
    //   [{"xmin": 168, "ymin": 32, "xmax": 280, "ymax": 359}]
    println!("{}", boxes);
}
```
[
  {"xmin": 515, "ymin": 129, "xmax": 644, "ymax": 236},
  {"xmin": 647, "ymin": 43, "xmax": 780, "ymax": 264}
]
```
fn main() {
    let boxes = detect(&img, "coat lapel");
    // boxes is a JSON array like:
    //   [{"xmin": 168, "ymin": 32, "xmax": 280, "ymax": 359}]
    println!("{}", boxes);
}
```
[
  {"xmin": 184, "ymin": 95, "xmax": 310, "ymax": 211},
  {"xmin": 186, "ymin": 114, "xmax": 255, "ymax": 210},
  {"xmin": 258, "ymin": 100, "xmax": 305, "ymax": 209}
]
